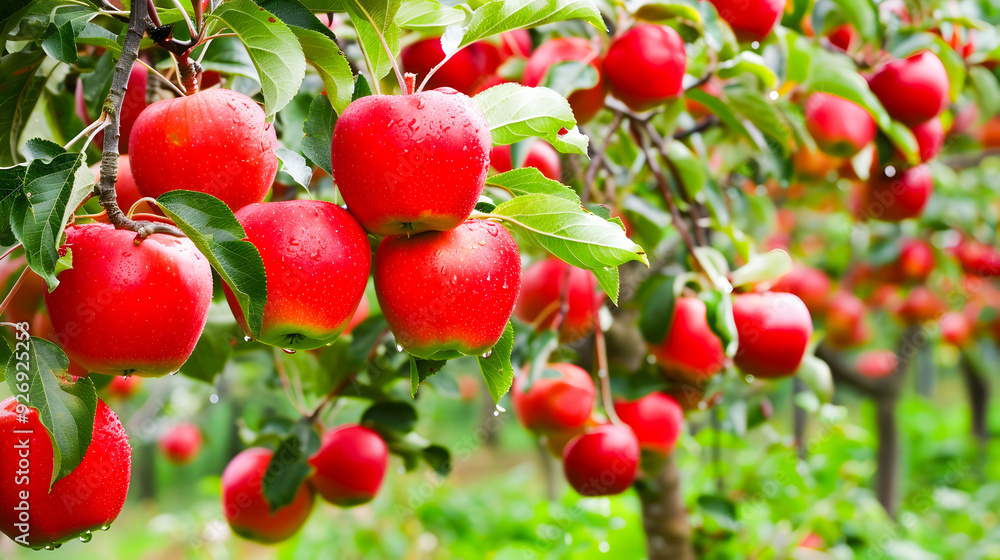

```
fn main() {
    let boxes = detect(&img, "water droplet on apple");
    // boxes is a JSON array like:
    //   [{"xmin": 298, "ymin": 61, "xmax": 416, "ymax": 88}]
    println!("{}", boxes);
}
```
[
  {"xmin": 79, "ymin": 531, "xmax": 93, "ymax": 543},
  {"xmin": 44, "ymin": 545, "xmax": 54, "ymax": 550},
  {"xmin": 440, "ymin": 265, "xmax": 447, "ymax": 275},
  {"xmin": 100, "ymin": 523, "xmax": 111, "ymax": 531},
  {"xmin": 481, "ymin": 349, "xmax": 492, "ymax": 358},
  {"xmin": 452, "ymin": 275, "xmax": 458, "ymax": 284},
  {"xmin": 395, "ymin": 344, "xmax": 404, "ymax": 352},
  {"xmin": 282, "ymin": 348, "xmax": 296, "ymax": 354}
]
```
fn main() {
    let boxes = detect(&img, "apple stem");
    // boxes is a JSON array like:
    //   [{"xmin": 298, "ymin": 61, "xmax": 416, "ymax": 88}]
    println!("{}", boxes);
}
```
[
  {"xmin": 176, "ymin": 52, "xmax": 201, "ymax": 96},
  {"xmin": 594, "ymin": 324, "xmax": 622, "ymax": 426},
  {"xmin": 95, "ymin": 0, "xmax": 185, "ymax": 239},
  {"xmin": 404, "ymin": 72, "xmax": 416, "ymax": 95}
]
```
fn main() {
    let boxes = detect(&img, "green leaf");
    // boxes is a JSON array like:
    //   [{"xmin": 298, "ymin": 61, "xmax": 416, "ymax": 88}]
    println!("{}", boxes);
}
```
[
  {"xmin": 473, "ymin": 83, "xmax": 588, "ymax": 155},
  {"xmin": 261, "ymin": 419, "xmax": 318, "ymax": 511},
  {"xmin": 715, "ymin": 52, "xmax": 776, "ymax": 89},
  {"xmin": 396, "ymin": 0, "xmax": 466, "ymax": 32},
  {"xmin": 23, "ymin": 138, "xmax": 64, "ymax": 162},
  {"xmin": 301, "ymin": 95, "xmax": 336, "ymax": 175},
  {"xmin": 343, "ymin": 0, "xmax": 401, "ymax": 84},
  {"xmin": 796, "ymin": 354, "xmax": 833, "ymax": 403},
  {"xmin": 489, "ymin": 194, "xmax": 648, "ymax": 301},
  {"xmin": 409, "ymin": 355, "xmax": 448, "ymax": 397},
  {"xmin": 0, "ymin": 165, "xmax": 26, "ymax": 246},
  {"xmin": 6, "ymin": 338, "xmax": 98, "ymax": 487},
  {"xmin": 639, "ymin": 275, "xmax": 677, "ymax": 344},
  {"xmin": 289, "ymin": 27, "xmax": 354, "ymax": 113},
  {"xmin": 156, "ymin": 190, "xmax": 268, "ymax": 337},
  {"xmin": 422, "ymin": 444, "xmax": 451, "ymax": 476},
  {"xmin": 726, "ymin": 86, "xmax": 791, "ymax": 155},
  {"xmin": 274, "ymin": 146, "xmax": 312, "ymax": 189},
  {"xmin": 478, "ymin": 320, "xmax": 514, "ymax": 403},
  {"xmin": 700, "ymin": 290, "xmax": 738, "ymax": 358},
  {"xmin": 41, "ymin": 22, "xmax": 78, "ymax": 64},
  {"xmin": 664, "ymin": 140, "xmax": 705, "ymax": 200},
  {"xmin": 683, "ymin": 87, "xmax": 752, "ymax": 142},
  {"xmin": 208, "ymin": 0, "xmax": 307, "ymax": 118},
  {"xmin": 540, "ymin": 60, "xmax": 599, "ymax": 99},
  {"xmin": 352, "ymin": 73, "xmax": 373, "ymax": 100},
  {"xmin": 362, "ymin": 401, "xmax": 417, "ymax": 436},
  {"xmin": 180, "ymin": 322, "xmax": 237, "ymax": 383},
  {"xmin": 592, "ymin": 266, "xmax": 619, "ymax": 305},
  {"xmin": 0, "ymin": 48, "xmax": 46, "ymax": 166},
  {"xmin": 633, "ymin": 0, "xmax": 702, "ymax": 24},
  {"xmin": 81, "ymin": 51, "xmax": 115, "ymax": 121},
  {"xmin": 255, "ymin": 0, "xmax": 337, "ymax": 39},
  {"xmin": 485, "ymin": 168, "xmax": 579, "ymax": 203},
  {"xmin": 827, "ymin": 0, "xmax": 877, "ymax": 41},
  {"xmin": 969, "ymin": 65, "xmax": 1000, "ymax": 118},
  {"xmin": 11, "ymin": 152, "xmax": 93, "ymax": 289},
  {"xmin": 728, "ymin": 249, "xmax": 792, "ymax": 287},
  {"xmin": 443, "ymin": 0, "xmax": 605, "ymax": 55}
]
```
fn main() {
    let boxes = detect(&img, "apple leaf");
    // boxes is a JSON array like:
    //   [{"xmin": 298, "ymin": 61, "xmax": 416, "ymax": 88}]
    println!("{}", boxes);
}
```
[
  {"xmin": 485, "ymin": 168, "xmax": 579, "ymax": 203},
  {"xmin": 797, "ymin": 354, "xmax": 834, "ymax": 403},
  {"xmin": 488, "ymin": 194, "xmax": 648, "ymax": 302},
  {"xmin": 473, "ymin": 83, "xmax": 588, "ymax": 155},
  {"xmin": 700, "ymin": 290, "xmax": 738, "ymax": 358},
  {"xmin": 639, "ymin": 275, "xmax": 678, "ymax": 344},
  {"xmin": 10, "ymin": 150, "xmax": 93, "ymax": 290},
  {"xmin": 289, "ymin": 27, "xmax": 354, "ymax": 114},
  {"xmin": 262, "ymin": 419, "xmax": 319, "ymax": 511},
  {"xmin": 540, "ymin": 60, "xmax": 599, "ymax": 99},
  {"xmin": 156, "ymin": 190, "xmax": 268, "ymax": 338},
  {"xmin": 633, "ymin": 0, "xmax": 702, "ymax": 25},
  {"xmin": 274, "ymin": 146, "xmax": 312, "ymax": 189},
  {"xmin": 207, "ymin": 0, "xmax": 307, "ymax": 118},
  {"xmin": 6, "ymin": 338, "xmax": 97, "ymax": 488},
  {"xmin": 362, "ymin": 401, "xmax": 418, "ymax": 436},
  {"xmin": 716, "ymin": 52, "xmax": 777, "ymax": 89},
  {"xmin": 0, "ymin": 165, "xmax": 26, "ymax": 246},
  {"xmin": 301, "ymin": 94, "xmax": 336, "ymax": 174},
  {"xmin": 683, "ymin": 88, "xmax": 752, "ymax": 142},
  {"xmin": 827, "ymin": 0, "xmax": 877, "ymax": 42},
  {"xmin": 179, "ymin": 322, "xmax": 238, "ymax": 384},
  {"xmin": 478, "ymin": 321, "xmax": 514, "ymax": 404},
  {"xmin": 725, "ymin": 85, "xmax": 792, "ymax": 156},
  {"xmin": 729, "ymin": 249, "xmax": 793, "ymax": 287},
  {"xmin": 442, "ymin": 0, "xmax": 604, "ymax": 56},
  {"xmin": 396, "ymin": 0, "xmax": 467, "ymax": 32},
  {"xmin": 342, "ymin": 0, "xmax": 401, "ymax": 85},
  {"xmin": 409, "ymin": 355, "xmax": 448, "ymax": 397},
  {"xmin": 255, "ymin": 0, "xmax": 337, "ymax": 39},
  {"xmin": 0, "ymin": 48, "xmax": 46, "ymax": 166}
]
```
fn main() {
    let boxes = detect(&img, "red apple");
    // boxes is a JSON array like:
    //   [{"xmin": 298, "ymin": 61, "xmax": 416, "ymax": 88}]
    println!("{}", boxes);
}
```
[
  {"xmin": 401, "ymin": 38, "xmax": 500, "ymax": 95},
  {"xmin": 604, "ymin": 24, "xmax": 686, "ymax": 112},
  {"xmin": 0, "ymin": 398, "xmax": 130, "ymax": 548},
  {"xmin": 614, "ymin": 392, "xmax": 684, "ymax": 455},
  {"xmin": 732, "ymin": 292, "xmax": 812, "ymax": 378},
  {"xmin": 91, "ymin": 155, "xmax": 155, "ymax": 216},
  {"xmin": 308, "ymin": 424, "xmax": 388, "ymax": 506},
  {"xmin": 897, "ymin": 286, "xmax": 945, "ymax": 324},
  {"xmin": 940, "ymin": 311, "xmax": 972, "ymax": 346},
  {"xmin": 953, "ymin": 239, "xmax": 1000, "ymax": 277},
  {"xmin": 648, "ymin": 297, "xmax": 726, "ymax": 381},
  {"xmin": 792, "ymin": 146, "xmax": 841, "ymax": 180},
  {"xmin": 490, "ymin": 140, "xmax": 562, "ymax": 181},
  {"xmin": 827, "ymin": 24, "xmax": 858, "ymax": 51},
  {"xmin": 523, "ymin": 37, "xmax": 606, "ymax": 123},
  {"xmin": 159, "ymin": 423, "xmax": 203, "ymax": 465},
  {"xmin": 867, "ymin": 51, "xmax": 950, "ymax": 125},
  {"xmin": 332, "ymin": 88, "xmax": 490, "ymax": 235},
  {"xmin": 825, "ymin": 291, "xmax": 868, "ymax": 348},
  {"xmin": 344, "ymin": 292, "xmax": 370, "ymax": 335},
  {"xmin": 562, "ymin": 424, "xmax": 639, "ymax": 496},
  {"xmin": 708, "ymin": 0, "xmax": 784, "ymax": 41},
  {"xmin": 514, "ymin": 258, "xmax": 604, "ymax": 343},
  {"xmin": 511, "ymin": 363, "xmax": 595, "ymax": 433},
  {"xmin": 77, "ymin": 65, "xmax": 147, "ymax": 153},
  {"xmin": 856, "ymin": 350, "xmax": 897, "ymax": 378},
  {"xmin": 859, "ymin": 164, "xmax": 933, "ymax": 222},
  {"xmin": 897, "ymin": 239, "xmax": 934, "ymax": 283},
  {"xmin": 373, "ymin": 219, "xmax": 521, "ymax": 359},
  {"xmin": 129, "ymin": 88, "xmax": 278, "ymax": 212},
  {"xmin": 909, "ymin": 117, "xmax": 944, "ymax": 162},
  {"xmin": 106, "ymin": 375, "xmax": 142, "ymax": 399},
  {"xmin": 805, "ymin": 93, "xmax": 877, "ymax": 157},
  {"xmin": 222, "ymin": 447, "xmax": 314, "ymax": 543},
  {"xmin": 223, "ymin": 200, "xmax": 370, "ymax": 350},
  {"xmin": 44, "ymin": 223, "xmax": 213, "ymax": 377}
]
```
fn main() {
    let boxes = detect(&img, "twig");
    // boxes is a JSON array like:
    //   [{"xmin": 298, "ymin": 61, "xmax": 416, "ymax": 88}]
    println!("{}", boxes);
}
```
[
  {"xmin": 636, "ymin": 133, "xmax": 698, "ymax": 257},
  {"xmin": 0, "ymin": 268, "xmax": 30, "ymax": 318},
  {"xmin": 135, "ymin": 58, "xmax": 185, "ymax": 97},
  {"xmin": 583, "ymin": 112, "xmax": 625, "ymax": 204},
  {"xmin": 169, "ymin": 0, "xmax": 197, "ymax": 40},
  {"xmin": 673, "ymin": 116, "xmax": 718, "ymax": 140},
  {"xmin": 594, "ymin": 322, "xmax": 621, "ymax": 425}
]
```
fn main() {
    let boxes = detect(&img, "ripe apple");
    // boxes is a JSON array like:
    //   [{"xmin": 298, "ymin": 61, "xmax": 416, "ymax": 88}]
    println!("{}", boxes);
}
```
[
  {"xmin": 401, "ymin": 31, "xmax": 531, "ymax": 95},
  {"xmin": 940, "ymin": 311, "xmax": 972, "ymax": 346},
  {"xmin": 732, "ymin": 292, "xmax": 812, "ymax": 378},
  {"xmin": 825, "ymin": 291, "xmax": 868, "ymax": 348},
  {"xmin": 897, "ymin": 239, "xmax": 934, "ymax": 283},
  {"xmin": 792, "ymin": 145, "xmax": 841, "ymax": 180},
  {"xmin": 374, "ymin": 219, "xmax": 521, "ymax": 359},
  {"xmin": 514, "ymin": 258, "xmax": 604, "ymax": 343},
  {"xmin": 856, "ymin": 350, "xmax": 897, "ymax": 378},
  {"xmin": 0, "ymin": 398, "xmax": 130, "ymax": 548},
  {"xmin": 129, "ymin": 88, "xmax": 278, "ymax": 212},
  {"xmin": 897, "ymin": 286, "xmax": 945, "ymax": 324},
  {"xmin": 44, "ymin": 223, "xmax": 213, "ymax": 377},
  {"xmin": 76, "ymin": 64, "xmax": 147, "ymax": 153},
  {"xmin": 648, "ymin": 297, "xmax": 726, "ymax": 381},
  {"xmin": 708, "ymin": 0, "xmax": 784, "ymax": 41},
  {"xmin": 308, "ymin": 424, "xmax": 388, "ymax": 507},
  {"xmin": 805, "ymin": 93, "xmax": 876, "ymax": 157},
  {"xmin": 614, "ymin": 392, "xmax": 684, "ymax": 455},
  {"xmin": 867, "ymin": 51, "xmax": 950, "ymax": 125},
  {"xmin": 909, "ymin": 117, "xmax": 945, "ymax": 162},
  {"xmin": 604, "ymin": 24, "xmax": 686, "ymax": 112},
  {"xmin": 523, "ymin": 37, "xmax": 606, "ymax": 123},
  {"xmin": 953, "ymin": 239, "xmax": 1000, "ymax": 277},
  {"xmin": 159, "ymin": 423, "xmax": 203, "ymax": 465},
  {"xmin": 223, "ymin": 200, "xmax": 370, "ymax": 350},
  {"xmin": 978, "ymin": 116, "xmax": 1000, "ymax": 148},
  {"xmin": 490, "ymin": 140, "xmax": 562, "ymax": 181},
  {"xmin": 859, "ymin": 164, "xmax": 933, "ymax": 222},
  {"xmin": 344, "ymin": 292, "xmax": 370, "ymax": 335},
  {"xmin": 222, "ymin": 447, "xmax": 314, "ymax": 543},
  {"xmin": 332, "ymin": 88, "xmax": 491, "ymax": 235},
  {"xmin": 827, "ymin": 24, "xmax": 858, "ymax": 51},
  {"xmin": 562, "ymin": 424, "xmax": 639, "ymax": 496},
  {"xmin": 511, "ymin": 363, "xmax": 595, "ymax": 433},
  {"xmin": 106, "ymin": 375, "xmax": 142, "ymax": 399}
]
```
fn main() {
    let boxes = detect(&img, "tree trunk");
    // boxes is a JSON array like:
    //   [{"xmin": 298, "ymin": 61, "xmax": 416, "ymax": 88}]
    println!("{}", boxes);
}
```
[
  {"xmin": 874, "ymin": 395, "xmax": 899, "ymax": 520},
  {"xmin": 915, "ymin": 344, "xmax": 934, "ymax": 397},
  {"xmin": 641, "ymin": 452, "xmax": 694, "ymax": 560},
  {"xmin": 959, "ymin": 355, "xmax": 990, "ymax": 446},
  {"xmin": 793, "ymin": 378, "xmax": 807, "ymax": 460}
]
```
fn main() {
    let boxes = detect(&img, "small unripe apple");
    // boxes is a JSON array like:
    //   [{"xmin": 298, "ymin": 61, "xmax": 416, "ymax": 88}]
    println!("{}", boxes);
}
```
[
  {"xmin": 708, "ymin": 0, "xmax": 784, "ymax": 41},
  {"xmin": 490, "ymin": 140, "xmax": 562, "ymax": 181},
  {"xmin": 511, "ymin": 363, "xmax": 595, "ymax": 433},
  {"xmin": 107, "ymin": 375, "xmax": 142, "ymax": 399},
  {"xmin": 76, "ymin": 65, "xmax": 147, "ymax": 153},
  {"xmin": 223, "ymin": 200, "xmax": 370, "ymax": 350},
  {"xmin": 222, "ymin": 447, "xmax": 315, "ymax": 543},
  {"xmin": 604, "ymin": 24, "xmax": 686, "ymax": 112},
  {"xmin": 805, "ymin": 93, "xmax": 876, "ymax": 157},
  {"xmin": 856, "ymin": 350, "xmax": 897, "ymax": 378},
  {"xmin": 867, "ymin": 51, "xmax": 950, "ymax": 125},
  {"xmin": 648, "ymin": 297, "xmax": 726, "ymax": 381},
  {"xmin": 332, "ymin": 88, "xmax": 490, "ymax": 236},
  {"xmin": 514, "ymin": 258, "xmax": 603, "ymax": 343},
  {"xmin": 562, "ymin": 424, "xmax": 639, "ymax": 496},
  {"xmin": 0, "ymin": 398, "xmax": 130, "ymax": 548},
  {"xmin": 897, "ymin": 286, "xmax": 945, "ymax": 324},
  {"xmin": 614, "ymin": 392, "xmax": 684, "ymax": 455},
  {"xmin": 159, "ymin": 422, "xmax": 203, "ymax": 465},
  {"xmin": 44, "ymin": 223, "xmax": 213, "ymax": 376},
  {"xmin": 374, "ymin": 219, "xmax": 521, "ymax": 359},
  {"xmin": 859, "ymin": 164, "xmax": 933, "ymax": 222},
  {"xmin": 523, "ymin": 37, "xmax": 606, "ymax": 123},
  {"xmin": 308, "ymin": 424, "xmax": 388, "ymax": 507},
  {"xmin": 897, "ymin": 239, "xmax": 934, "ymax": 283},
  {"xmin": 940, "ymin": 312, "xmax": 972, "ymax": 346},
  {"xmin": 130, "ymin": 88, "xmax": 278, "ymax": 212},
  {"xmin": 732, "ymin": 292, "xmax": 812, "ymax": 378}
]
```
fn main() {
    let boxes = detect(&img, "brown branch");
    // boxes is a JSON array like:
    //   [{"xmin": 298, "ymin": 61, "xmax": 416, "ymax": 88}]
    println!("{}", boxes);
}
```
[
  {"xmin": 673, "ymin": 116, "xmax": 718, "ymax": 141},
  {"xmin": 641, "ymin": 452, "xmax": 694, "ymax": 560},
  {"xmin": 959, "ymin": 348, "xmax": 990, "ymax": 447},
  {"xmin": 583, "ymin": 112, "xmax": 624, "ymax": 204},
  {"xmin": 636, "ymin": 133, "xmax": 698, "ymax": 258}
]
